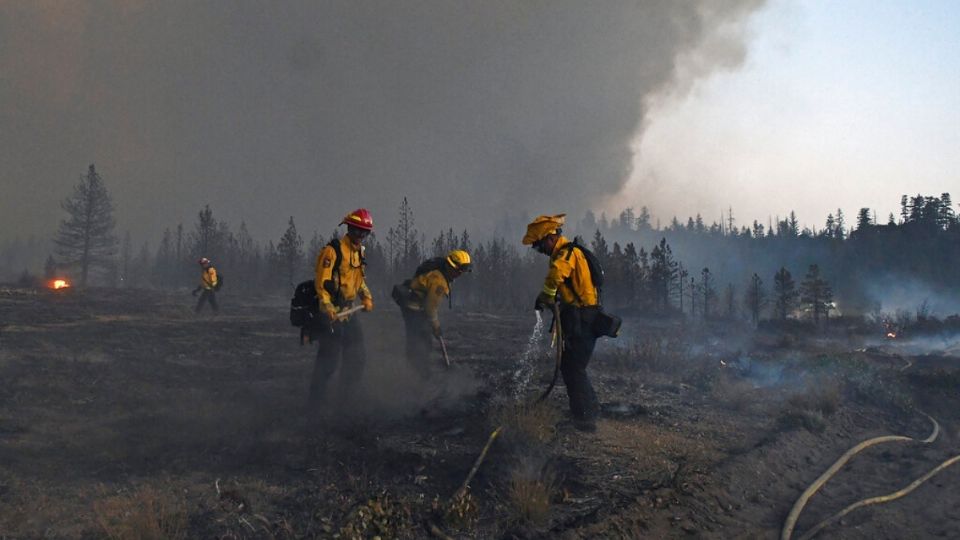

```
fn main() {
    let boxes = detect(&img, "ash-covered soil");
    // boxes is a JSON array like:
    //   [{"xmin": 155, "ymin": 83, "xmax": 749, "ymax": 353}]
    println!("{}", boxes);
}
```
[{"xmin": 1, "ymin": 287, "xmax": 959, "ymax": 539}]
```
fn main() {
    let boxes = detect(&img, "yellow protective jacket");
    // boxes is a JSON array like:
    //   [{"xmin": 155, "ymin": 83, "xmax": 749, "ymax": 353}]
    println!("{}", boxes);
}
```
[
  {"xmin": 543, "ymin": 236, "xmax": 598, "ymax": 307},
  {"xmin": 201, "ymin": 267, "xmax": 218, "ymax": 290},
  {"xmin": 407, "ymin": 269, "xmax": 450, "ymax": 325},
  {"xmin": 315, "ymin": 236, "xmax": 372, "ymax": 313}
]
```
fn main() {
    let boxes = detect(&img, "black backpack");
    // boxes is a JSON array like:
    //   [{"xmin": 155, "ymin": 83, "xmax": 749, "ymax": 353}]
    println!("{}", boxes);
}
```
[
  {"xmin": 559, "ymin": 239, "xmax": 605, "ymax": 298},
  {"xmin": 559, "ymin": 240, "xmax": 621, "ymax": 338},
  {"xmin": 289, "ymin": 238, "xmax": 356, "ymax": 342},
  {"xmin": 290, "ymin": 279, "xmax": 319, "ymax": 328},
  {"xmin": 414, "ymin": 257, "xmax": 447, "ymax": 277},
  {"xmin": 391, "ymin": 257, "xmax": 451, "ymax": 309}
]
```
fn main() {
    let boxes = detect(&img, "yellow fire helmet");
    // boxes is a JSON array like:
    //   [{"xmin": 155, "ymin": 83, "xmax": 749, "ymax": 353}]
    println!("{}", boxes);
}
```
[
  {"xmin": 446, "ymin": 249, "xmax": 472, "ymax": 272},
  {"xmin": 522, "ymin": 214, "xmax": 566, "ymax": 245}
]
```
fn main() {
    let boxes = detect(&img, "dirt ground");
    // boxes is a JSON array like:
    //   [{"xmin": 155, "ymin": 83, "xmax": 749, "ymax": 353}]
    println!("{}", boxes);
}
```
[{"xmin": 1, "ymin": 287, "xmax": 959, "ymax": 539}]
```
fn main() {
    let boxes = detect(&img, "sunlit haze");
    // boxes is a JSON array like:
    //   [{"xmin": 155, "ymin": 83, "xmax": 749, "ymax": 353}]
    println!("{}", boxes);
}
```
[{"xmin": 621, "ymin": 0, "xmax": 960, "ymax": 230}]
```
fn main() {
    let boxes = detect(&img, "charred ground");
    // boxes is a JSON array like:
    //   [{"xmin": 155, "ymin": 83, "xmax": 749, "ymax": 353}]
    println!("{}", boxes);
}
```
[{"xmin": 1, "ymin": 287, "xmax": 959, "ymax": 539}]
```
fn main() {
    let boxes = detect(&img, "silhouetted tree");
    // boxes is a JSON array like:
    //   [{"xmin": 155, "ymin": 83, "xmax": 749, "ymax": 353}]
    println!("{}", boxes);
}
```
[
  {"xmin": 701, "ymin": 267, "xmax": 715, "ymax": 319},
  {"xmin": 277, "ymin": 216, "xmax": 304, "ymax": 287},
  {"xmin": 773, "ymin": 267, "xmax": 797, "ymax": 321},
  {"xmin": 650, "ymin": 238, "xmax": 677, "ymax": 312},
  {"xmin": 744, "ymin": 273, "xmax": 766, "ymax": 326},
  {"xmin": 855, "ymin": 208, "xmax": 873, "ymax": 231},
  {"xmin": 54, "ymin": 164, "xmax": 118, "ymax": 286},
  {"xmin": 800, "ymin": 264, "xmax": 833, "ymax": 325}
]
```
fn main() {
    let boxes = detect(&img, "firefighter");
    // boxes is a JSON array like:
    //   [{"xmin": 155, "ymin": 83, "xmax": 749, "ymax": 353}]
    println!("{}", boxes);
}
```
[
  {"xmin": 192, "ymin": 257, "xmax": 219, "ymax": 313},
  {"xmin": 308, "ymin": 208, "xmax": 375, "ymax": 408},
  {"xmin": 523, "ymin": 214, "xmax": 600, "ymax": 432},
  {"xmin": 398, "ymin": 250, "xmax": 472, "ymax": 378}
]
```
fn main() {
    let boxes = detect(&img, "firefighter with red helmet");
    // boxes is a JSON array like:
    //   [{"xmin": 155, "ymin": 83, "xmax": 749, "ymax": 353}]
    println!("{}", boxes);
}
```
[
  {"xmin": 308, "ymin": 208, "xmax": 375, "ymax": 407},
  {"xmin": 192, "ymin": 257, "xmax": 219, "ymax": 313}
]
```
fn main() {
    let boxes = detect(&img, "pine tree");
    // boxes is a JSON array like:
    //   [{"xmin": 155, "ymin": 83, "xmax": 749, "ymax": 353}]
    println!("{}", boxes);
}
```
[
  {"xmin": 744, "ymin": 273, "xmax": 767, "ymax": 326},
  {"xmin": 190, "ymin": 204, "xmax": 224, "ymax": 261},
  {"xmin": 701, "ymin": 267, "xmax": 715, "ymax": 319},
  {"xmin": 54, "ymin": 164, "xmax": 118, "ymax": 286},
  {"xmin": 724, "ymin": 283, "xmax": 736, "ymax": 319},
  {"xmin": 650, "ymin": 238, "xmax": 677, "ymax": 312},
  {"xmin": 773, "ymin": 267, "xmax": 797, "ymax": 321},
  {"xmin": 855, "ymin": 208, "xmax": 873, "ymax": 231},
  {"xmin": 277, "ymin": 216, "xmax": 304, "ymax": 287},
  {"xmin": 590, "ymin": 229, "xmax": 609, "ymax": 265},
  {"xmin": 800, "ymin": 264, "xmax": 833, "ymax": 325},
  {"xmin": 154, "ymin": 228, "xmax": 174, "ymax": 288}
]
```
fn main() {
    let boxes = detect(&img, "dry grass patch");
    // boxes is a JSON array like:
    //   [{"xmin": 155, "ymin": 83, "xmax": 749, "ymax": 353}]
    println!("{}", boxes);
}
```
[
  {"xmin": 93, "ymin": 486, "xmax": 187, "ymax": 540},
  {"xmin": 777, "ymin": 379, "xmax": 842, "ymax": 433},
  {"xmin": 506, "ymin": 465, "xmax": 555, "ymax": 526},
  {"xmin": 711, "ymin": 374, "xmax": 762, "ymax": 412},
  {"xmin": 494, "ymin": 401, "xmax": 561, "ymax": 448},
  {"xmin": 339, "ymin": 491, "xmax": 415, "ymax": 539}
]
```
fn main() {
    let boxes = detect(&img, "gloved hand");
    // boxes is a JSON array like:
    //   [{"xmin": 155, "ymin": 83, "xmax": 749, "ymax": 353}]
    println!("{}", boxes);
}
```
[
  {"xmin": 362, "ymin": 297, "xmax": 374, "ymax": 312},
  {"xmin": 325, "ymin": 305, "xmax": 339, "ymax": 323},
  {"xmin": 534, "ymin": 291, "xmax": 555, "ymax": 311},
  {"xmin": 431, "ymin": 320, "xmax": 443, "ymax": 339}
]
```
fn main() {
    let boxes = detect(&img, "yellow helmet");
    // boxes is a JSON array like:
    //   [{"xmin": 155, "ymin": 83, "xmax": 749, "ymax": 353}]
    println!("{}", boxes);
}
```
[
  {"xmin": 522, "ymin": 214, "xmax": 566, "ymax": 245},
  {"xmin": 446, "ymin": 250, "xmax": 472, "ymax": 272}
]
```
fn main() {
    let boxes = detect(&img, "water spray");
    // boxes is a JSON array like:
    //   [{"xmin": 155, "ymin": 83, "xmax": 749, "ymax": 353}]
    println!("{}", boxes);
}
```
[{"xmin": 432, "ymin": 304, "xmax": 563, "ymax": 537}]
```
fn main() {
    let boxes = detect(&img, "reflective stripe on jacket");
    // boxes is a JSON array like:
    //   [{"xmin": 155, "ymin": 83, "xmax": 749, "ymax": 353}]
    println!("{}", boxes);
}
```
[{"xmin": 314, "ymin": 236, "xmax": 372, "ymax": 312}]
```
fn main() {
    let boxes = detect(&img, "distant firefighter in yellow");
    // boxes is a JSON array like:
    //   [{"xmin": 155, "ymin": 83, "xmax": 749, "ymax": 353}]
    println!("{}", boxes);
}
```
[
  {"xmin": 192, "ymin": 257, "xmax": 220, "ymax": 313},
  {"xmin": 393, "ymin": 250, "xmax": 472, "ymax": 378}
]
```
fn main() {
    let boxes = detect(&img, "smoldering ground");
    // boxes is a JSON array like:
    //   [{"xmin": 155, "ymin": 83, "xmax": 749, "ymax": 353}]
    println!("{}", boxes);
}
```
[{"xmin": 4, "ymin": 287, "xmax": 960, "ymax": 538}]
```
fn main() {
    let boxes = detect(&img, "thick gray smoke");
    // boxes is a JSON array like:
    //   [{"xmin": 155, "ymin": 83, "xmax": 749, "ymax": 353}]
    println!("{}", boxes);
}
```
[{"xmin": 0, "ymin": 1, "xmax": 763, "ymax": 241}]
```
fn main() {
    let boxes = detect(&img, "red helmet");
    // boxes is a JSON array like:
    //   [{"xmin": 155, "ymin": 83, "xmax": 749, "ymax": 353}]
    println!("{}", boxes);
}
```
[{"xmin": 341, "ymin": 208, "xmax": 374, "ymax": 231}]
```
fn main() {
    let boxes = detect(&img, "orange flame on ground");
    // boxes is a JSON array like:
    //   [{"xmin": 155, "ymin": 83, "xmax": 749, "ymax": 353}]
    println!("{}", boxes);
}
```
[
  {"xmin": 886, "ymin": 332, "xmax": 897, "ymax": 339},
  {"xmin": 52, "ymin": 279, "xmax": 70, "ymax": 289}
]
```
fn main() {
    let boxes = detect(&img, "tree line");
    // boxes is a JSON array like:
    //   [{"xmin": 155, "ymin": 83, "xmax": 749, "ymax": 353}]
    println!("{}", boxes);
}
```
[{"xmin": 15, "ymin": 163, "xmax": 960, "ymax": 323}]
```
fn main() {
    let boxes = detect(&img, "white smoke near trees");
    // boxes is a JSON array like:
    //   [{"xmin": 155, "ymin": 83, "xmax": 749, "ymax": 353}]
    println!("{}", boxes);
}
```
[{"xmin": 0, "ymin": 0, "xmax": 764, "ymax": 241}]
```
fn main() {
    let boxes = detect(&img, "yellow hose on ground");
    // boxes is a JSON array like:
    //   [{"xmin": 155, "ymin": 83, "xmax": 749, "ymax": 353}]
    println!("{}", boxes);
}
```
[
  {"xmin": 797, "ymin": 453, "xmax": 960, "ymax": 540},
  {"xmin": 781, "ymin": 412, "xmax": 939, "ymax": 540}
]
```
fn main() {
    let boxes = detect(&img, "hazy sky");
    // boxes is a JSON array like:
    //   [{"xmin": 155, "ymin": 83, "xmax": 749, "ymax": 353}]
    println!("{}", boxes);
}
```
[
  {"xmin": 2, "ymin": 1, "xmax": 956, "ymax": 245},
  {"xmin": 620, "ymin": 0, "xmax": 960, "ymax": 231}
]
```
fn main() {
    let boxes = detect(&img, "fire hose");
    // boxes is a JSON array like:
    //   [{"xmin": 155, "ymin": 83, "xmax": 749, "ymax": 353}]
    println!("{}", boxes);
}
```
[
  {"xmin": 781, "ymin": 411, "xmax": 960, "ymax": 540},
  {"xmin": 536, "ymin": 303, "xmax": 563, "ymax": 403},
  {"xmin": 431, "ymin": 304, "xmax": 564, "ymax": 537}
]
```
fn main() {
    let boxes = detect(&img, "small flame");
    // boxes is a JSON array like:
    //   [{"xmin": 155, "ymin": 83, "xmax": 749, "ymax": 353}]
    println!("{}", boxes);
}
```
[
  {"xmin": 52, "ymin": 279, "xmax": 70, "ymax": 290},
  {"xmin": 886, "ymin": 332, "xmax": 897, "ymax": 339}
]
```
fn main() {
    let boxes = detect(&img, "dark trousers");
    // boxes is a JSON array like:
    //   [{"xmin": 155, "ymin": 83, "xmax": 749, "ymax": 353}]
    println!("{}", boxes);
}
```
[
  {"xmin": 402, "ymin": 309, "xmax": 435, "ymax": 379},
  {"xmin": 195, "ymin": 290, "xmax": 218, "ymax": 313},
  {"xmin": 559, "ymin": 306, "xmax": 599, "ymax": 420},
  {"xmin": 309, "ymin": 317, "xmax": 366, "ymax": 405}
]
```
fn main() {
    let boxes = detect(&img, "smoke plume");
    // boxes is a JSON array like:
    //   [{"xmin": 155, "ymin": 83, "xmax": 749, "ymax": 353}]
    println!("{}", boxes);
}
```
[{"xmin": 0, "ymin": 0, "xmax": 764, "ymax": 241}]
